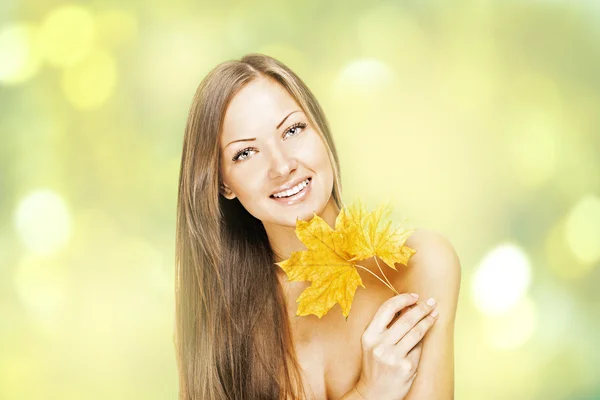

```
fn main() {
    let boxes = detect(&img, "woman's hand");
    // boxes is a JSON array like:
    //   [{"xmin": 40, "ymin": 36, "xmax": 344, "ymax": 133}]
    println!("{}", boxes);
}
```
[{"xmin": 354, "ymin": 293, "xmax": 439, "ymax": 400}]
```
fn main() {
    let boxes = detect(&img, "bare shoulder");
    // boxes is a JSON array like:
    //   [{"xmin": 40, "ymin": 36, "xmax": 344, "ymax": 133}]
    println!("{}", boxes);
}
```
[
  {"xmin": 388, "ymin": 230, "xmax": 462, "ymax": 398},
  {"xmin": 315, "ymin": 229, "xmax": 462, "ymax": 399},
  {"xmin": 394, "ymin": 228, "xmax": 462, "ymax": 326}
]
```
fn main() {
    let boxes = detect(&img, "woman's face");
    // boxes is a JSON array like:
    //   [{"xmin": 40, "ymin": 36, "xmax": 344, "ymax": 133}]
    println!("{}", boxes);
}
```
[{"xmin": 219, "ymin": 76, "xmax": 335, "ymax": 228}]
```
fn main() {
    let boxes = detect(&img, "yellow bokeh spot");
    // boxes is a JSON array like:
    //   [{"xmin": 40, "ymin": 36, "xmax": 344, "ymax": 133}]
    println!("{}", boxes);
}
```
[
  {"xmin": 38, "ymin": 4, "xmax": 95, "ymax": 68},
  {"xmin": 95, "ymin": 9, "xmax": 138, "ymax": 49},
  {"xmin": 565, "ymin": 194, "xmax": 600, "ymax": 265},
  {"xmin": 61, "ymin": 48, "xmax": 118, "ymax": 109},
  {"xmin": 0, "ymin": 22, "xmax": 42, "ymax": 85},
  {"xmin": 545, "ymin": 217, "xmax": 593, "ymax": 279}
]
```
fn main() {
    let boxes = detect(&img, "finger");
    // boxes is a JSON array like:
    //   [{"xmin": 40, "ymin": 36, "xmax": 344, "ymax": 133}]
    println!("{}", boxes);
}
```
[
  {"xmin": 381, "ymin": 298, "xmax": 437, "ymax": 346},
  {"xmin": 387, "ymin": 305, "xmax": 414, "ymax": 329},
  {"xmin": 399, "ymin": 342, "xmax": 422, "ymax": 375},
  {"xmin": 386, "ymin": 312, "xmax": 401, "ymax": 330},
  {"xmin": 388, "ymin": 302, "xmax": 419, "ymax": 328},
  {"xmin": 366, "ymin": 293, "xmax": 419, "ymax": 335},
  {"xmin": 394, "ymin": 313, "xmax": 438, "ymax": 357},
  {"xmin": 401, "ymin": 303, "xmax": 419, "ymax": 314},
  {"xmin": 386, "ymin": 343, "xmax": 422, "ymax": 379},
  {"xmin": 405, "ymin": 340, "xmax": 422, "ymax": 364},
  {"xmin": 396, "ymin": 303, "xmax": 418, "ymax": 321}
]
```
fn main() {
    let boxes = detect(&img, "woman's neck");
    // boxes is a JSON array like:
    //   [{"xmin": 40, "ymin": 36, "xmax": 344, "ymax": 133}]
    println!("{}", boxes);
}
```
[{"xmin": 266, "ymin": 196, "xmax": 341, "ymax": 264}]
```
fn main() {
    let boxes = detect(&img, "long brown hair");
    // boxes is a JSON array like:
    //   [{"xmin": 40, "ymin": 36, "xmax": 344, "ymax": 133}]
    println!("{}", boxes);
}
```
[{"xmin": 175, "ymin": 53, "xmax": 344, "ymax": 399}]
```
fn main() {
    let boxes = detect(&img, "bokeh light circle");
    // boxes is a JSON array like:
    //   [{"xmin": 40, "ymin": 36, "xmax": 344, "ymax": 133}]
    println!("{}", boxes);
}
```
[
  {"xmin": 545, "ymin": 217, "xmax": 593, "ymax": 279},
  {"xmin": 333, "ymin": 58, "xmax": 396, "ymax": 107},
  {"xmin": 13, "ymin": 188, "xmax": 72, "ymax": 255},
  {"xmin": 61, "ymin": 48, "xmax": 118, "ymax": 109},
  {"xmin": 564, "ymin": 194, "xmax": 600, "ymax": 265},
  {"xmin": 38, "ymin": 4, "xmax": 95, "ymax": 68},
  {"xmin": 0, "ymin": 22, "xmax": 42, "ymax": 85},
  {"xmin": 472, "ymin": 243, "xmax": 532, "ymax": 316}
]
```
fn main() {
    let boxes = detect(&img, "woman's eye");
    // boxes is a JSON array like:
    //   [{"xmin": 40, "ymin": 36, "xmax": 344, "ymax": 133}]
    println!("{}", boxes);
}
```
[
  {"xmin": 283, "ymin": 122, "xmax": 307, "ymax": 139},
  {"xmin": 232, "ymin": 147, "xmax": 255, "ymax": 162},
  {"xmin": 232, "ymin": 122, "xmax": 307, "ymax": 163}
]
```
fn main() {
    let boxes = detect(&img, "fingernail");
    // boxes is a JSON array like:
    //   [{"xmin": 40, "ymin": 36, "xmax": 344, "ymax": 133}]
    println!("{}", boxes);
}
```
[
  {"xmin": 410, "ymin": 293, "xmax": 419, "ymax": 298},
  {"xmin": 431, "ymin": 309, "xmax": 439, "ymax": 317},
  {"xmin": 426, "ymin": 297, "xmax": 436, "ymax": 306}
]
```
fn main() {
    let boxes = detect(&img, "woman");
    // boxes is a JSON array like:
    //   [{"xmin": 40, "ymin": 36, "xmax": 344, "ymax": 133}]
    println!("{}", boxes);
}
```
[{"xmin": 175, "ymin": 53, "xmax": 461, "ymax": 400}]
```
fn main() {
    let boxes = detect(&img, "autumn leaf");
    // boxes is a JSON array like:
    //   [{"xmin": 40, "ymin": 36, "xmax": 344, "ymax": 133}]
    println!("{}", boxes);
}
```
[
  {"xmin": 275, "ymin": 214, "xmax": 365, "ymax": 320},
  {"xmin": 275, "ymin": 197, "xmax": 417, "ymax": 320},
  {"xmin": 336, "ymin": 197, "xmax": 417, "ymax": 270}
]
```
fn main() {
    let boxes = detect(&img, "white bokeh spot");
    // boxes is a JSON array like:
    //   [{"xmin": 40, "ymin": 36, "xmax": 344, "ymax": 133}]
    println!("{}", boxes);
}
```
[
  {"xmin": 14, "ymin": 188, "xmax": 72, "ymax": 255},
  {"xmin": 472, "ymin": 243, "xmax": 532, "ymax": 316}
]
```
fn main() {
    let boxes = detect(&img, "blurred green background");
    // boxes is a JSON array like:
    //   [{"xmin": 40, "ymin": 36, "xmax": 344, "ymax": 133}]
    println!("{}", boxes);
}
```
[{"xmin": 1, "ymin": 0, "xmax": 599, "ymax": 399}]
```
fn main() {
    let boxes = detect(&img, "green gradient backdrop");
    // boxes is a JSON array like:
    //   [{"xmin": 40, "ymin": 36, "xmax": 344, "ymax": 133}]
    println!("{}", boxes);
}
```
[{"xmin": 1, "ymin": 0, "xmax": 599, "ymax": 399}]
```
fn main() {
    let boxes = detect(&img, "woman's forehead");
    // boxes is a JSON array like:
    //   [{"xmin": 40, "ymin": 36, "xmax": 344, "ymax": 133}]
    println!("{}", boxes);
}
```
[{"xmin": 221, "ymin": 78, "xmax": 302, "ymax": 145}]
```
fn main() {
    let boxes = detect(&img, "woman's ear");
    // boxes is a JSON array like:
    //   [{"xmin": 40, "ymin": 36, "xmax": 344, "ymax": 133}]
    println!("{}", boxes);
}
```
[{"xmin": 220, "ymin": 183, "xmax": 236, "ymax": 200}]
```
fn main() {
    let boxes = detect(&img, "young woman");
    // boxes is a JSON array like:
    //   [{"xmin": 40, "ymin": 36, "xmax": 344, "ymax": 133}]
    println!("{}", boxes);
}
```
[{"xmin": 175, "ymin": 53, "xmax": 461, "ymax": 400}]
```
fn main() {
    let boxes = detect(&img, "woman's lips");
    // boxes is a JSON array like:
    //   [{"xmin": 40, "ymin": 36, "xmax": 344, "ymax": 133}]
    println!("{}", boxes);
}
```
[{"xmin": 270, "ymin": 177, "xmax": 312, "ymax": 205}]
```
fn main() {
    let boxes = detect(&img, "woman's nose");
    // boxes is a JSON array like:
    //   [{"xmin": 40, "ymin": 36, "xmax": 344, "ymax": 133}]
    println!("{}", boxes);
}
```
[{"xmin": 268, "ymin": 146, "xmax": 298, "ymax": 179}]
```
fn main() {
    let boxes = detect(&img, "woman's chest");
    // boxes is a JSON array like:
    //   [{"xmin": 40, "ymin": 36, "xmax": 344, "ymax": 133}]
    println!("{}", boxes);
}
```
[
  {"xmin": 286, "ymin": 262, "xmax": 397, "ymax": 399},
  {"xmin": 292, "ymin": 322, "xmax": 364, "ymax": 399}
]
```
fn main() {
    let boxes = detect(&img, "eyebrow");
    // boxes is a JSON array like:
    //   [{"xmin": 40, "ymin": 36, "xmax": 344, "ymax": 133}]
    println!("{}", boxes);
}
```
[{"xmin": 224, "ymin": 110, "xmax": 301, "ymax": 150}]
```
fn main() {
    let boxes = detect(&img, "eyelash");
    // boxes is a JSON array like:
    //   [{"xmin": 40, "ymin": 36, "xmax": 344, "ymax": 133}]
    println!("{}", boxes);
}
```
[{"xmin": 231, "ymin": 122, "xmax": 308, "ymax": 162}]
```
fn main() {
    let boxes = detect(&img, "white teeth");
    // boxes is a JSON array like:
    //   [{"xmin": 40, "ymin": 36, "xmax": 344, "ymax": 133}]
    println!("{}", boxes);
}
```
[{"xmin": 273, "ymin": 178, "xmax": 310, "ymax": 198}]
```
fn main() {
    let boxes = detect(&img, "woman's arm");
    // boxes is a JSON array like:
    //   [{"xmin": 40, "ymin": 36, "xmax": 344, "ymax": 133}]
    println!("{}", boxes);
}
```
[{"xmin": 395, "ymin": 229, "xmax": 462, "ymax": 400}]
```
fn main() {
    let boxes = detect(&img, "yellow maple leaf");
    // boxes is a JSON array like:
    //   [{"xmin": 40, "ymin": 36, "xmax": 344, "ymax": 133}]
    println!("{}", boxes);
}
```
[
  {"xmin": 275, "ymin": 197, "xmax": 417, "ymax": 320},
  {"xmin": 336, "ymin": 197, "xmax": 417, "ymax": 270},
  {"xmin": 275, "ymin": 214, "xmax": 365, "ymax": 320}
]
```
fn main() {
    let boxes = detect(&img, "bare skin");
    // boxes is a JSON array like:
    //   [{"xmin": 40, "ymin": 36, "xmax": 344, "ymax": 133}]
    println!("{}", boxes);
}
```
[
  {"xmin": 278, "ymin": 253, "xmax": 428, "ymax": 400},
  {"xmin": 278, "ymin": 227, "xmax": 460, "ymax": 400}
]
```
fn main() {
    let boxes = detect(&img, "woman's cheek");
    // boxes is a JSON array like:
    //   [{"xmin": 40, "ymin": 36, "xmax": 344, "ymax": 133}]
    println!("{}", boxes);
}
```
[{"xmin": 298, "ymin": 133, "xmax": 323, "ymax": 161}]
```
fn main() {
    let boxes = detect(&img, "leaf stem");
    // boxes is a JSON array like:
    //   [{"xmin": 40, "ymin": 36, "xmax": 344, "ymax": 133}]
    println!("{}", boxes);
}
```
[
  {"xmin": 354, "ymin": 263, "xmax": 398, "ymax": 294},
  {"xmin": 373, "ymin": 256, "xmax": 399, "ymax": 295}
]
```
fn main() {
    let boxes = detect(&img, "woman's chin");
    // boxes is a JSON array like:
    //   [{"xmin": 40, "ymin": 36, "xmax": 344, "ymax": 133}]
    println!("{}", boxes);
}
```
[{"xmin": 295, "ymin": 209, "xmax": 319, "ymax": 223}]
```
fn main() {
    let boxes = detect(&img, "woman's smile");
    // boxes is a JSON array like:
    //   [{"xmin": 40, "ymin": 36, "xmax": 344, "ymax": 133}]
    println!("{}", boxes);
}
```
[{"xmin": 270, "ymin": 177, "xmax": 312, "ymax": 205}]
